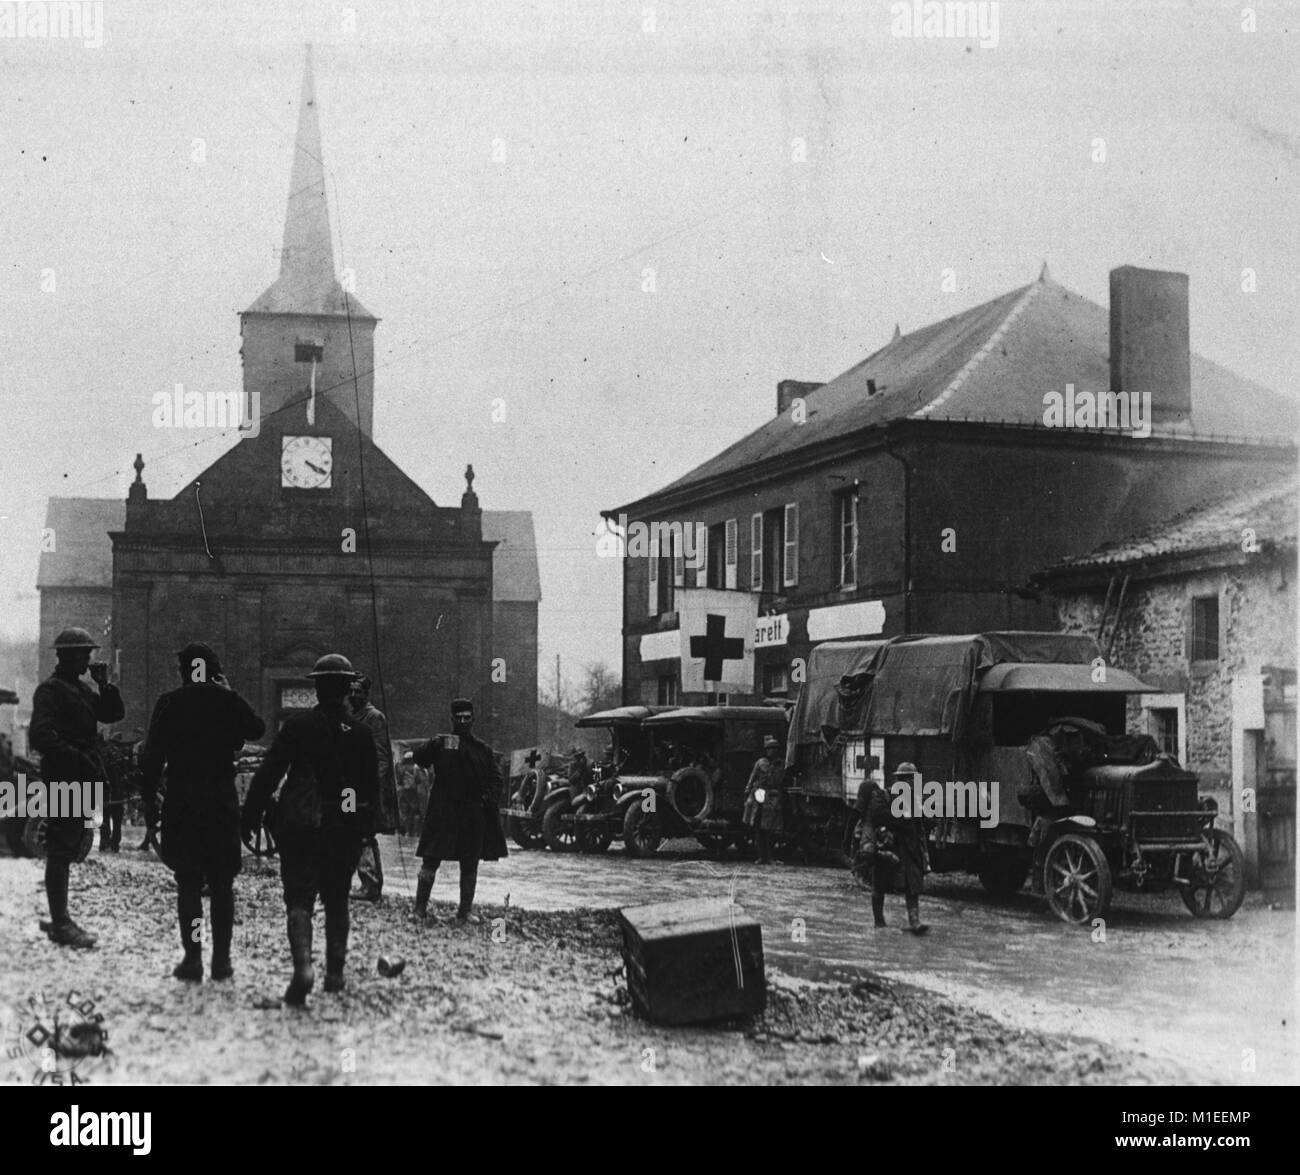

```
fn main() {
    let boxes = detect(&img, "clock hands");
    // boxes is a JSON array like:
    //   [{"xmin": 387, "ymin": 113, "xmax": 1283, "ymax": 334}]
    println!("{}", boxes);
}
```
[{"xmin": 305, "ymin": 460, "xmax": 327, "ymax": 475}]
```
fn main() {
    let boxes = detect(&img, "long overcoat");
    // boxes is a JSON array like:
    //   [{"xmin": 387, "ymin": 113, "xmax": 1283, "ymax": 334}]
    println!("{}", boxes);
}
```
[
  {"xmin": 414, "ymin": 732, "xmax": 508, "ymax": 863},
  {"xmin": 139, "ymin": 683, "xmax": 265, "ymax": 877},
  {"xmin": 29, "ymin": 670, "xmax": 124, "ymax": 861},
  {"xmin": 855, "ymin": 779, "xmax": 927, "ymax": 895},
  {"xmin": 742, "ymin": 755, "xmax": 785, "ymax": 832}
]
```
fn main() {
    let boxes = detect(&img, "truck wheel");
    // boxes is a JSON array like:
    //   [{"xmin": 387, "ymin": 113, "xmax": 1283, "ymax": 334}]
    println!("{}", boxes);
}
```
[
  {"xmin": 623, "ymin": 803, "xmax": 662, "ymax": 858},
  {"xmin": 1180, "ymin": 829, "xmax": 1246, "ymax": 919},
  {"xmin": 1042, "ymin": 833, "xmax": 1112, "ymax": 924},
  {"xmin": 507, "ymin": 814, "xmax": 544, "ymax": 850},
  {"xmin": 521, "ymin": 770, "xmax": 550, "ymax": 817},
  {"xmin": 577, "ymin": 822, "xmax": 614, "ymax": 854},
  {"xmin": 668, "ymin": 768, "xmax": 714, "ymax": 822},
  {"xmin": 541, "ymin": 802, "xmax": 578, "ymax": 853},
  {"xmin": 978, "ymin": 855, "xmax": 1030, "ymax": 896}
]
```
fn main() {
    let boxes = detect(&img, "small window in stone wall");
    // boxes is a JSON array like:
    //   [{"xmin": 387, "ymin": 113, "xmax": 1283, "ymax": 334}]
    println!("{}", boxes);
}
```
[
  {"xmin": 762, "ymin": 662, "xmax": 790, "ymax": 697},
  {"xmin": 1190, "ymin": 594, "xmax": 1220, "ymax": 662},
  {"xmin": 657, "ymin": 673, "xmax": 678, "ymax": 706},
  {"xmin": 1150, "ymin": 708, "xmax": 1179, "ymax": 757}
]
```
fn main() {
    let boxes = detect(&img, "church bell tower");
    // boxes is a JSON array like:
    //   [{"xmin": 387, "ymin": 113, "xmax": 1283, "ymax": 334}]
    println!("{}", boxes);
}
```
[{"xmin": 240, "ymin": 45, "xmax": 377, "ymax": 441}]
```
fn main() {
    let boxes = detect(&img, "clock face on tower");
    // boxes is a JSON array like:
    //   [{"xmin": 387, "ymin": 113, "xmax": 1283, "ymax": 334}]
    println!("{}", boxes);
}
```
[{"xmin": 281, "ymin": 435, "xmax": 333, "ymax": 489}]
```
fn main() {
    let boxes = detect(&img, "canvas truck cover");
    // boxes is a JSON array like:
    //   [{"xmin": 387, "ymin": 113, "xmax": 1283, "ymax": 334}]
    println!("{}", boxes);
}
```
[{"xmin": 786, "ymin": 631, "xmax": 1102, "ymax": 760}]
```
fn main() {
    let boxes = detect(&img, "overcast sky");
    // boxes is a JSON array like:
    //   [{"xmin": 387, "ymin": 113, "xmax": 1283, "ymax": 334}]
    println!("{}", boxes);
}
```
[{"xmin": 1, "ymin": 0, "xmax": 1296, "ymax": 694}]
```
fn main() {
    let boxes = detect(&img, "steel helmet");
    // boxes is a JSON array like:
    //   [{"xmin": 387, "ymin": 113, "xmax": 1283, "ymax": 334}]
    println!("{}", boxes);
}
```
[
  {"xmin": 306, "ymin": 653, "xmax": 358, "ymax": 678},
  {"xmin": 893, "ymin": 761, "xmax": 919, "ymax": 776},
  {"xmin": 52, "ymin": 627, "xmax": 99, "ymax": 650}
]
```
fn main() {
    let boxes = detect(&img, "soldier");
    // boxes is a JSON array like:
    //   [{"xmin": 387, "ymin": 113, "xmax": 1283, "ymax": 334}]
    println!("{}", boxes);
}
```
[
  {"xmin": 241, "ymin": 654, "xmax": 377, "ymax": 1005},
  {"xmin": 346, "ymin": 674, "xmax": 397, "ymax": 902},
  {"xmin": 29, "ymin": 627, "xmax": 124, "ymax": 949},
  {"xmin": 412, "ymin": 698, "xmax": 507, "ymax": 925},
  {"xmin": 742, "ymin": 735, "xmax": 785, "ymax": 864},
  {"xmin": 138, "ymin": 642, "xmax": 265, "ymax": 981},
  {"xmin": 856, "ymin": 762, "xmax": 929, "ymax": 934}
]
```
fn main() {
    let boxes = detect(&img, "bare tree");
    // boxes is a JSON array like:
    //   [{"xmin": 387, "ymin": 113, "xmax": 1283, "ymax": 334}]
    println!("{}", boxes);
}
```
[{"xmin": 579, "ymin": 662, "xmax": 622, "ymax": 716}]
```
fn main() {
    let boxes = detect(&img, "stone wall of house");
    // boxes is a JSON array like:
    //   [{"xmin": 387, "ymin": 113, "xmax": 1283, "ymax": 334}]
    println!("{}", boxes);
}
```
[{"xmin": 1053, "ymin": 554, "xmax": 1296, "ymax": 813}]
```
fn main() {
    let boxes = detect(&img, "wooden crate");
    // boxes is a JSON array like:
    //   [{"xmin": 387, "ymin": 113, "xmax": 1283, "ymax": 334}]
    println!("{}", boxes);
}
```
[{"xmin": 618, "ymin": 897, "xmax": 766, "ymax": 1025}]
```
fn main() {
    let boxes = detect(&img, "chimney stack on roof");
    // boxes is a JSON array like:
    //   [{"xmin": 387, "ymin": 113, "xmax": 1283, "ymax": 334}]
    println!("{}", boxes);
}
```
[
  {"xmin": 1109, "ymin": 265, "xmax": 1191, "ymax": 425},
  {"xmin": 776, "ymin": 379, "xmax": 823, "ymax": 416}
]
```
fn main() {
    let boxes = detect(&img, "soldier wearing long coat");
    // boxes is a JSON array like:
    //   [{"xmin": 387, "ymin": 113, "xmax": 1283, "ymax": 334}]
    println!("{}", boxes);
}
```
[
  {"xmin": 29, "ymin": 627, "xmax": 124, "ymax": 949},
  {"xmin": 139, "ymin": 642, "xmax": 265, "ymax": 981},
  {"xmin": 856, "ymin": 761, "xmax": 929, "ymax": 934},
  {"xmin": 412, "ymin": 698, "xmax": 507, "ymax": 924},
  {"xmin": 742, "ymin": 735, "xmax": 785, "ymax": 864}
]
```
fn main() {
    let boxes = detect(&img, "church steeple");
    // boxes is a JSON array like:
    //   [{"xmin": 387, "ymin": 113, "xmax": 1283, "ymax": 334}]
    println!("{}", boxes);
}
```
[
  {"xmin": 240, "ymin": 46, "xmax": 377, "ymax": 439},
  {"xmin": 244, "ymin": 45, "xmax": 373, "ymax": 320}
]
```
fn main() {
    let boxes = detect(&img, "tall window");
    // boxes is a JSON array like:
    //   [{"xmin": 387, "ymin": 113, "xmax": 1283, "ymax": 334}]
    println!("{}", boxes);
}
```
[
  {"xmin": 724, "ymin": 519, "xmax": 738, "ymax": 589},
  {"xmin": 837, "ymin": 491, "xmax": 858, "ymax": 587},
  {"xmin": 657, "ymin": 673, "xmax": 678, "ymax": 706},
  {"xmin": 783, "ymin": 503, "xmax": 799, "ymax": 588},
  {"xmin": 707, "ymin": 525, "xmax": 725, "ymax": 589},
  {"xmin": 1150, "ymin": 708, "xmax": 1179, "ymax": 757},
  {"xmin": 1191, "ymin": 595, "xmax": 1219, "ymax": 661},
  {"xmin": 750, "ymin": 514, "xmax": 763, "ymax": 590}
]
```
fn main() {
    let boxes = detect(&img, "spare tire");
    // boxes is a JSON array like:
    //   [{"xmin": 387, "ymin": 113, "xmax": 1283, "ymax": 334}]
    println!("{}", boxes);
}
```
[
  {"xmin": 522, "ymin": 770, "xmax": 550, "ymax": 817},
  {"xmin": 668, "ymin": 768, "xmax": 714, "ymax": 822}
]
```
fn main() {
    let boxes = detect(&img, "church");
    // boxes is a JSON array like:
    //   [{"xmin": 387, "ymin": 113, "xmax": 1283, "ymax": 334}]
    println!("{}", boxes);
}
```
[{"xmin": 39, "ymin": 51, "xmax": 539, "ymax": 748}]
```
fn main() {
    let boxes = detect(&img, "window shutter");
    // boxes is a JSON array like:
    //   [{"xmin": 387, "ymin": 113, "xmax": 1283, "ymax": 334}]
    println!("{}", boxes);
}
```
[
  {"xmin": 647, "ymin": 534, "xmax": 658, "ymax": 615},
  {"xmin": 672, "ymin": 527, "xmax": 684, "ymax": 587},
  {"xmin": 750, "ymin": 513, "xmax": 763, "ymax": 590},
  {"xmin": 725, "ymin": 519, "xmax": 737, "ymax": 590},
  {"xmin": 783, "ymin": 503, "xmax": 799, "ymax": 587},
  {"xmin": 696, "ymin": 523, "xmax": 708, "ymax": 586}
]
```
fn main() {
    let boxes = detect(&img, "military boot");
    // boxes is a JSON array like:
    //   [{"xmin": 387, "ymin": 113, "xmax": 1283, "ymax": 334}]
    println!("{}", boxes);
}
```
[
  {"xmin": 904, "ymin": 894, "xmax": 929, "ymax": 935},
  {"xmin": 323, "ymin": 907, "xmax": 349, "ymax": 993},
  {"xmin": 413, "ymin": 869, "xmax": 435, "ymax": 921},
  {"xmin": 42, "ymin": 860, "xmax": 96, "ymax": 948},
  {"xmin": 283, "ymin": 908, "xmax": 315, "ymax": 1006}
]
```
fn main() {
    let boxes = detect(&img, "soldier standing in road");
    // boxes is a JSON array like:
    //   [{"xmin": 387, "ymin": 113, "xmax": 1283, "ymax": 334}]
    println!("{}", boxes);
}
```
[
  {"xmin": 138, "ymin": 643, "xmax": 265, "ymax": 982},
  {"xmin": 241, "ymin": 654, "xmax": 377, "ymax": 1005},
  {"xmin": 347, "ymin": 674, "xmax": 397, "ymax": 902},
  {"xmin": 412, "ymin": 698, "xmax": 507, "ymax": 925},
  {"xmin": 856, "ymin": 761, "xmax": 929, "ymax": 934},
  {"xmin": 29, "ymin": 627, "xmax": 124, "ymax": 949},
  {"xmin": 743, "ymin": 735, "xmax": 785, "ymax": 864}
]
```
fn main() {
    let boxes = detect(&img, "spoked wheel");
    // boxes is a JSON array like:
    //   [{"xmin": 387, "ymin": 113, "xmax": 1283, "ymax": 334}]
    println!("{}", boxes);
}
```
[
  {"xmin": 542, "ymin": 802, "xmax": 579, "ymax": 852},
  {"xmin": 576, "ymin": 821, "xmax": 614, "ymax": 854},
  {"xmin": 1180, "ymin": 829, "xmax": 1246, "ymax": 919},
  {"xmin": 623, "ymin": 803, "xmax": 663, "ymax": 858},
  {"xmin": 507, "ymin": 813, "xmax": 544, "ymax": 850},
  {"xmin": 695, "ymin": 832, "xmax": 732, "ymax": 858},
  {"xmin": 1043, "ymin": 833, "xmax": 1112, "ymax": 924}
]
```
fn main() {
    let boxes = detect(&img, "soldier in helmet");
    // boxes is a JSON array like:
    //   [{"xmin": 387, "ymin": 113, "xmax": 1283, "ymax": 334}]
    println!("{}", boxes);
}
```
[
  {"xmin": 241, "ymin": 654, "xmax": 377, "ymax": 1004},
  {"xmin": 742, "ymin": 735, "xmax": 786, "ymax": 864},
  {"xmin": 856, "ymin": 761, "xmax": 929, "ymax": 934},
  {"xmin": 138, "ymin": 642, "xmax": 265, "ymax": 981},
  {"xmin": 29, "ymin": 627, "xmax": 124, "ymax": 948},
  {"xmin": 412, "ymin": 698, "xmax": 507, "ymax": 925}
]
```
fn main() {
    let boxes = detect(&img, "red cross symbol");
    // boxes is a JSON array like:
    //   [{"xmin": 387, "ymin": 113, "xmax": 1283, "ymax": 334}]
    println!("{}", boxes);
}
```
[{"xmin": 689, "ymin": 614, "xmax": 746, "ymax": 682}]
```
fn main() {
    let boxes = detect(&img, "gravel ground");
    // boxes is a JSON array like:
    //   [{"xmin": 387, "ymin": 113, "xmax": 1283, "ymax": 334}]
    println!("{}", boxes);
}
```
[{"xmin": 0, "ymin": 848, "xmax": 1185, "ymax": 1085}]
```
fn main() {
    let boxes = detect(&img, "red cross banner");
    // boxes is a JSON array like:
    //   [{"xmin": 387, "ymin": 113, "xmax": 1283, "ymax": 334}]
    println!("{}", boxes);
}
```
[{"xmin": 677, "ymin": 588, "xmax": 758, "ymax": 693}]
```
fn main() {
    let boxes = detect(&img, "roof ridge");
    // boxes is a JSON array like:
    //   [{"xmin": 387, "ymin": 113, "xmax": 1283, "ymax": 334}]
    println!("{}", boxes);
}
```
[{"xmin": 911, "ymin": 279, "xmax": 1044, "ymax": 418}]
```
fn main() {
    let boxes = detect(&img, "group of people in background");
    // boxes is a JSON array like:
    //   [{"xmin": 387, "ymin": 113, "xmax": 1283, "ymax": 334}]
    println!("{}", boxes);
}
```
[{"xmin": 28, "ymin": 627, "xmax": 505, "ymax": 1006}]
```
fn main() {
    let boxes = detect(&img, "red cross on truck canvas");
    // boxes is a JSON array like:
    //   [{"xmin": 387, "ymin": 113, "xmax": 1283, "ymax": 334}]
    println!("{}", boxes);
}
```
[{"xmin": 677, "ymin": 588, "xmax": 758, "ymax": 693}]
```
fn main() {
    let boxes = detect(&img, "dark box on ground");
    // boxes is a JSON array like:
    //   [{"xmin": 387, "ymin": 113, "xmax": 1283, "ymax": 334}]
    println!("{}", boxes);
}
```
[{"xmin": 618, "ymin": 897, "xmax": 766, "ymax": 1025}]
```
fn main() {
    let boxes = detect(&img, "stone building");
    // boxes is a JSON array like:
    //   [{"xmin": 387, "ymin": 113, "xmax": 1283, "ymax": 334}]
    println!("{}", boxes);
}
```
[
  {"xmin": 606, "ymin": 264, "xmax": 1297, "ymax": 708},
  {"xmin": 36, "ymin": 51, "xmax": 539, "ymax": 750},
  {"xmin": 1033, "ymin": 474, "xmax": 1297, "ymax": 900}
]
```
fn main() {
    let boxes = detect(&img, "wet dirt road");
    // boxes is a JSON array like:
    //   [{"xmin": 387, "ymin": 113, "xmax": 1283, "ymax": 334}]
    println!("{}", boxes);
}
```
[{"xmin": 378, "ymin": 834, "xmax": 1296, "ymax": 1085}]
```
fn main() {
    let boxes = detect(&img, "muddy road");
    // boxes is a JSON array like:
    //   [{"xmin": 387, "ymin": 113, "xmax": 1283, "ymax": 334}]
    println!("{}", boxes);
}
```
[{"xmin": 380, "ymin": 833, "xmax": 1297, "ymax": 1084}]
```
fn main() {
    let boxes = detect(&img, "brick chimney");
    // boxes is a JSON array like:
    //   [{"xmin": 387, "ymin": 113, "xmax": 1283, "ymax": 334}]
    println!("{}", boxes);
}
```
[
  {"xmin": 1109, "ymin": 265, "xmax": 1191, "ymax": 424},
  {"xmin": 777, "ymin": 379, "xmax": 822, "ymax": 416}
]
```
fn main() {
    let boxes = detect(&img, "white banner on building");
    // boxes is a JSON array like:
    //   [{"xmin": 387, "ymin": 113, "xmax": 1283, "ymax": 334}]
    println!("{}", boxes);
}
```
[
  {"xmin": 754, "ymin": 612, "xmax": 788, "ymax": 648},
  {"xmin": 676, "ymin": 588, "xmax": 758, "ymax": 693},
  {"xmin": 639, "ymin": 629, "xmax": 680, "ymax": 663},
  {"xmin": 807, "ymin": 599, "xmax": 886, "ymax": 642}
]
